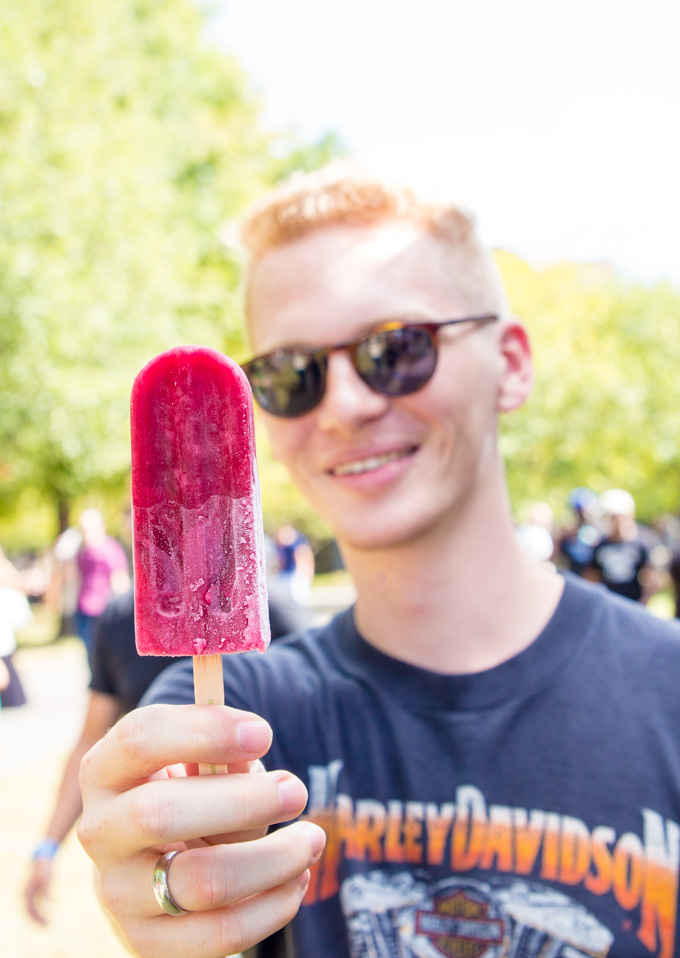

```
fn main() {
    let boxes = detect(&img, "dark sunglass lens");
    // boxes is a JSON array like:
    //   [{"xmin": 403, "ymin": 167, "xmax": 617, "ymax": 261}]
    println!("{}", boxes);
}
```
[
  {"xmin": 356, "ymin": 326, "xmax": 437, "ymax": 396},
  {"xmin": 246, "ymin": 351, "xmax": 325, "ymax": 417}
]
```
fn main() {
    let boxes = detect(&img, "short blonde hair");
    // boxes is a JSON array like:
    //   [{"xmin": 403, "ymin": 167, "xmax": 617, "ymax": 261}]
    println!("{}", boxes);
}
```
[{"xmin": 241, "ymin": 162, "xmax": 508, "ymax": 316}]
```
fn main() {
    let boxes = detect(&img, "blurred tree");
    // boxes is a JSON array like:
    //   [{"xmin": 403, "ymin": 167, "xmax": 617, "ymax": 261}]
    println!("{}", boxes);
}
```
[
  {"xmin": 0, "ymin": 0, "xmax": 341, "ymax": 550},
  {"xmin": 498, "ymin": 252, "xmax": 680, "ymax": 525}
]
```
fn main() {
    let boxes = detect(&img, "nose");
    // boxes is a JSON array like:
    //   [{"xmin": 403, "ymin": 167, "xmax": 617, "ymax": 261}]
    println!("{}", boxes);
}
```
[{"xmin": 316, "ymin": 350, "xmax": 390, "ymax": 435}]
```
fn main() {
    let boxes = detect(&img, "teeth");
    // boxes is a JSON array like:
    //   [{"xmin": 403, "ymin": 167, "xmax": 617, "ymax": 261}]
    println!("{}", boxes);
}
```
[{"xmin": 333, "ymin": 449, "xmax": 411, "ymax": 476}]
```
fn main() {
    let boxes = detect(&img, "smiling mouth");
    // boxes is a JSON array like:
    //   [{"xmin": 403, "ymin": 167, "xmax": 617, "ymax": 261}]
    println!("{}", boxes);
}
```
[{"xmin": 331, "ymin": 447, "xmax": 416, "ymax": 477}]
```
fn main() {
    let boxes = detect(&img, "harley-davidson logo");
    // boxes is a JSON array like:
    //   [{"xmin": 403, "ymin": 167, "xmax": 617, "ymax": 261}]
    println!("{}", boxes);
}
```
[{"xmin": 415, "ymin": 887, "xmax": 506, "ymax": 958}]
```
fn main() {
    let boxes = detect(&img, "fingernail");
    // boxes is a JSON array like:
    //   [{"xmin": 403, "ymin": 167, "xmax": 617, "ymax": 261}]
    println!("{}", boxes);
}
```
[
  {"xmin": 300, "ymin": 821, "xmax": 326, "ymax": 860},
  {"xmin": 298, "ymin": 869, "xmax": 311, "ymax": 892},
  {"xmin": 278, "ymin": 775, "xmax": 307, "ymax": 814},
  {"xmin": 237, "ymin": 721, "xmax": 271, "ymax": 754}
]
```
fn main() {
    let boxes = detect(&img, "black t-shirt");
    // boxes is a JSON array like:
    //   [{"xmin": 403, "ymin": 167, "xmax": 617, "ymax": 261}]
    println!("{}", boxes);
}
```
[
  {"xmin": 592, "ymin": 537, "xmax": 650, "ymax": 601},
  {"xmin": 89, "ymin": 589, "xmax": 186, "ymax": 714},
  {"xmin": 144, "ymin": 575, "xmax": 680, "ymax": 958}
]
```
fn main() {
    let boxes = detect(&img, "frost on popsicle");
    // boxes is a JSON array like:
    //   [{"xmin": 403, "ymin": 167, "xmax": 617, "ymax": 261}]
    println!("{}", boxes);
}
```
[{"xmin": 131, "ymin": 346, "xmax": 270, "ymax": 656}]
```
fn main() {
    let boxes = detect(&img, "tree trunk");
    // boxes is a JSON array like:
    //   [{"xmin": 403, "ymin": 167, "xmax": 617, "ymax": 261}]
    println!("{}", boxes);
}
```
[{"xmin": 57, "ymin": 495, "xmax": 70, "ymax": 534}]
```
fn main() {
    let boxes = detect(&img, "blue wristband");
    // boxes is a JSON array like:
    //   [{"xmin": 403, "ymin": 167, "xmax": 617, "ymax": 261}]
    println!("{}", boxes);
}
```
[{"xmin": 33, "ymin": 838, "xmax": 59, "ymax": 860}]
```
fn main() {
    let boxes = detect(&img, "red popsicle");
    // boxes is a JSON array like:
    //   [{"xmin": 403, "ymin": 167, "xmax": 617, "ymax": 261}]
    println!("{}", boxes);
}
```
[{"xmin": 131, "ymin": 345, "xmax": 270, "ymax": 768}]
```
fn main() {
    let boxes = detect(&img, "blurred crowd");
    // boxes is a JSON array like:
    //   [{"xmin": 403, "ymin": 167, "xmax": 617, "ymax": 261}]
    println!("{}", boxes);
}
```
[
  {"xmin": 0, "ymin": 507, "xmax": 133, "ymax": 711},
  {"xmin": 515, "ymin": 486, "xmax": 680, "ymax": 611}
]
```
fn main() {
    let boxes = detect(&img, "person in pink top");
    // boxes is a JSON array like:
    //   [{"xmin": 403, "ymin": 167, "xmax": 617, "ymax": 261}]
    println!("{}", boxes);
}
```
[{"xmin": 74, "ymin": 509, "xmax": 129, "ymax": 657}]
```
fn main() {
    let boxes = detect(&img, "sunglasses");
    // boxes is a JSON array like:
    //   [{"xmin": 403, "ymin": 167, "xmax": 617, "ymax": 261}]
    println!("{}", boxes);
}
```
[{"xmin": 242, "ymin": 313, "xmax": 498, "ymax": 418}]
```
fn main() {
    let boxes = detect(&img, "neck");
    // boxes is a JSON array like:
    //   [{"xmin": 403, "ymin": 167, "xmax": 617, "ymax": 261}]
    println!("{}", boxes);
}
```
[{"xmin": 338, "ymin": 476, "xmax": 564, "ymax": 674}]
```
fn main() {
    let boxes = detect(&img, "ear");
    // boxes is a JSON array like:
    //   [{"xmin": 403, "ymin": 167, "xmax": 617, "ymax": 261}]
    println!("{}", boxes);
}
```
[{"xmin": 496, "ymin": 319, "xmax": 533, "ymax": 413}]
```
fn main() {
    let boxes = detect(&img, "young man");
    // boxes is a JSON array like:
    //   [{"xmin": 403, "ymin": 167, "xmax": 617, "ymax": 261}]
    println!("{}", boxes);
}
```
[{"xmin": 78, "ymin": 166, "xmax": 680, "ymax": 958}]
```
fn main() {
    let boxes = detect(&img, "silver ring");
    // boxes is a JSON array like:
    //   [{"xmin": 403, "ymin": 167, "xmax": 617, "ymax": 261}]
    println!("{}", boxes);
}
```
[{"xmin": 152, "ymin": 850, "xmax": 190, "ymax": 916}]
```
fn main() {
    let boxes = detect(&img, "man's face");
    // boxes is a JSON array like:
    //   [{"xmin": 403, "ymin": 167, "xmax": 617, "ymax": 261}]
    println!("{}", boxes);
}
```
[{"xmin": 247, "ymin": 220, "xmax": 529, "ymax": 553}]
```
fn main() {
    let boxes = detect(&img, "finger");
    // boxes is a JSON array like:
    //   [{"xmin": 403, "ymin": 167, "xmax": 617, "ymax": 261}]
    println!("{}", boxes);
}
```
[
  {"xmin": 80, "ymin": 704, "xmax": 272, "ymax": 792},
  {"xmin": 81, "ymin": 769, "xmax": 308, "ymax": 857},
  {"xmin": 121, "ymin": 873, "xmax": 311, "ymax": 958},
  {"xmin": 173, "ymin": 822, "xmax": 325, "ymax": 913},
  {"xmin": 116, "ymin": 820, "xmax": 326, "ymax": 918}
]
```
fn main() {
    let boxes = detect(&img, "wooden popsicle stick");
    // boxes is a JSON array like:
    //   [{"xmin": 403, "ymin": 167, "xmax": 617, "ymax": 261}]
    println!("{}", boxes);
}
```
[{"xmin": 193, "ymin": 654, "xmax": 228, "ymax": 775}]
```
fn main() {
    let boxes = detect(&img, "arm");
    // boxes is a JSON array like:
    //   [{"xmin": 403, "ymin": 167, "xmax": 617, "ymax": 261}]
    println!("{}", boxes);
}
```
[
  {"xmin": 78, "ymin": 703, "xmax": 325, "ymax": 958},
  {"xmin": 24, "ymin": 690, "xmax": 121, "ymax": 924},
  {"xmin": 111, "ymin": 567, "xmax": 132, "ymax": 595}
]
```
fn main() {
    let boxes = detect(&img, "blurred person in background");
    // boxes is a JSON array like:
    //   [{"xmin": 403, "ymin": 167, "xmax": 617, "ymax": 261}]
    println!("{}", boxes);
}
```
[
  {"xmin": 52, "ymin": 508, "xmax": 130, "ymax": 656},
  {"xmin": 514, "ymin": 501, "xmax": 556, "ymax": 569},
  {"xmin": 590, "ymin": 489, "xmax": 657, "ymax": 603},
  {"xmin": 265, "ymin": 534, "xmax": 313, "ymax": 638},
  {"xmin": 0, "ymin": 547, "xmax": 30, "ymax": 709},
  {"xmin": 274, "ymin": 524, "xmax": 316, "ymax": 605},
  {"xmin": 556, "ymin": 487, "xmax": 602, "ymax": 578},
  {"xmin": 656, "ymin": 515, "xmax": 680, "ymax": 618}
]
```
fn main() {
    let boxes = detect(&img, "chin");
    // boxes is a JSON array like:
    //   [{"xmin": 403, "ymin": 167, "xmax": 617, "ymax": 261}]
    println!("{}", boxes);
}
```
[{"xmin": 334, "ymin": 513, "xmax": 430, "ymax": 553}]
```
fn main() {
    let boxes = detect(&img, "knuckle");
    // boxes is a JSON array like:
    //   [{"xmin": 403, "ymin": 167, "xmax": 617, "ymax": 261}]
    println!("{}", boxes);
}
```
[
  {"xmin": 218, "ymin": 909, "xmax": 248, "ymax": 956},
  {"xmin": 192, "ymin": 852, "xmax": 230, "ymax": 909},
  {"xmin": 78, "ymin": 745, "xmax": 95, "ymax": 792},
  {"xmin": 277, "ymin": 822, "xmax": 314, "ymax": 874},
  {"xmin": 77, "ymin": 796, "xmax": 120, "ymax": 859},
  {"xmin": 227, "ymin": 775, "xmax": 252, "ymax": 831},
  {"xmin": 125, "ymin": 919, "xmax": 163, "ymax": 958},
  {"xmin": 130, "ymin": 787, "xmax": 176, "ymax": 845},
  {"xmin": 98, "ymin": 871, "xmax": 127, "ymax": 916},
  {"xmin": 76, "ymin": 814, "xmax": 96, "ymax": 853},
  {"xmin": 115, "ymin": 708, "xmax": 155, "ymax": 767}
]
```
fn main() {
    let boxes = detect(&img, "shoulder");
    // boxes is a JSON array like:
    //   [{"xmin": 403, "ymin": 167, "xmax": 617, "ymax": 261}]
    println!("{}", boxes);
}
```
[{"xmin": 569, "ymin": 575, "xmax": 680, "ymax": 682}]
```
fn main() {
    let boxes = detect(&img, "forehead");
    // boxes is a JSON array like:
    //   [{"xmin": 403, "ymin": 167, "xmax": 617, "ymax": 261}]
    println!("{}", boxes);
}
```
[{"xmin": 247, "ymin": 220, "xmax": 466, "ymax": 352}]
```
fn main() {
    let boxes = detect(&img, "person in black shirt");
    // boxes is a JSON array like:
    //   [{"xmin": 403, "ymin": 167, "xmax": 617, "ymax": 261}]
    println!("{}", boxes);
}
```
[{"xmin": 590, "ymin": 488, "xmax": 654, "ymax": 603}]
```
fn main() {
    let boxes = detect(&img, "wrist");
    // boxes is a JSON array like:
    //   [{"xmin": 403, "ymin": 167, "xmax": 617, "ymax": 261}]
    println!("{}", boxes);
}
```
[{"xmin": 33, "ymin": 838, "xmax": 59, "ymax": 860}]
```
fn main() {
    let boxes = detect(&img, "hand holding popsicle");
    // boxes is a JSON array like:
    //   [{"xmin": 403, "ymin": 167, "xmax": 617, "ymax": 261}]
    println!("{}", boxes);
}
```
[{"xmin": 77, "ymin": 704, "xmax": 325, "ymax": 957}]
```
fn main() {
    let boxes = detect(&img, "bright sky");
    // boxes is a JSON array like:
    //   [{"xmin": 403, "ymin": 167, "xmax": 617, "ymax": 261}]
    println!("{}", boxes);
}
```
[{"xmin": 206, "ymin": 0, "xmax": 680, "ymax": 285}]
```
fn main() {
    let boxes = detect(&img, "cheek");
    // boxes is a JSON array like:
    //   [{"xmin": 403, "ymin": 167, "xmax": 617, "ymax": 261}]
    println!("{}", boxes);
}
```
[
  {"xmin": 417, "ymin": 351, "xmax": 498, "ymax": 442},
  {"xmin": 264, "ymin": 417, "xmax": 309, "ymax": 470}
]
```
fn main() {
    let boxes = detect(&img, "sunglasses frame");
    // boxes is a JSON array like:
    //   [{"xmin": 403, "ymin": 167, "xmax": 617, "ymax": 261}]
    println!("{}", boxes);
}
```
[{"xmin": 242, "ymin": 313, "xmax": 499, "ymax": 418}]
